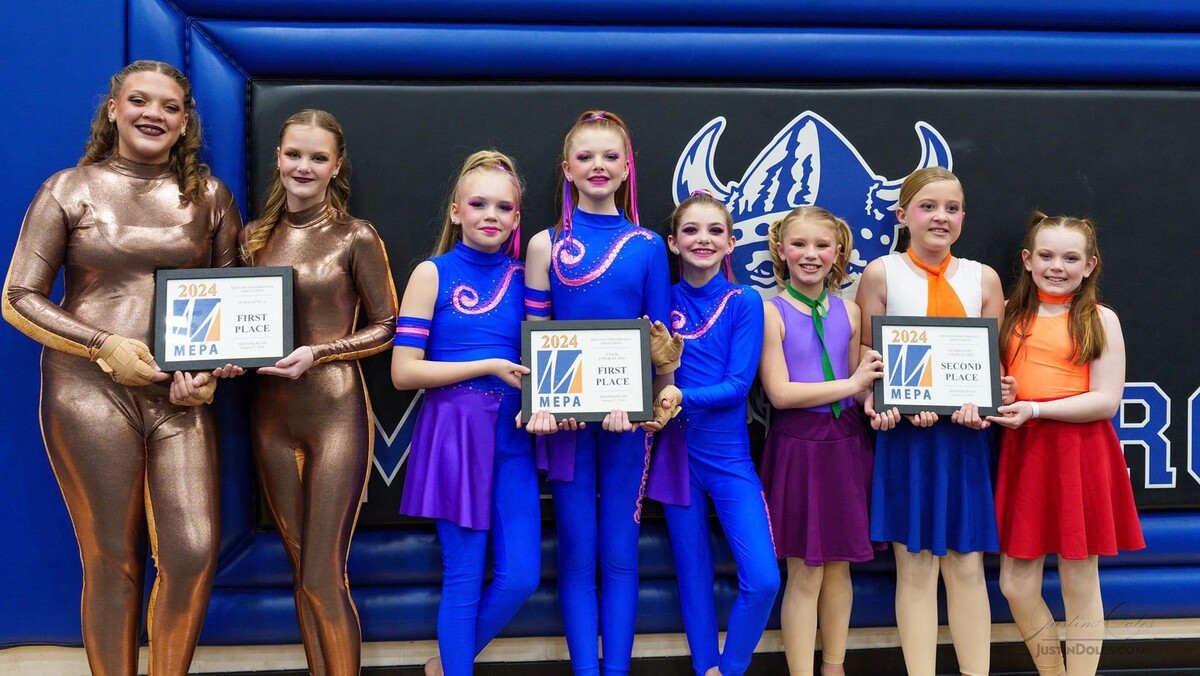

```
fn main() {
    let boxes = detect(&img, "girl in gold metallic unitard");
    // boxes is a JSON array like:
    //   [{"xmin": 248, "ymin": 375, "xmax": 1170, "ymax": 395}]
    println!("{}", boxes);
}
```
[
  {"xmin": 2, "ymin": 61, "xmax": 241, "ymax": 676},
  {"xmin": 240, "ymin": 109, "xmax": 397, "ymax": 675}
]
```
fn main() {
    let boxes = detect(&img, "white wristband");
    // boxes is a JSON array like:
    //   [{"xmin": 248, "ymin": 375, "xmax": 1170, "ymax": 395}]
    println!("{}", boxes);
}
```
[{"xmin": 1029, "ymin": 401, "xmax": 1040, "ymax": 419}]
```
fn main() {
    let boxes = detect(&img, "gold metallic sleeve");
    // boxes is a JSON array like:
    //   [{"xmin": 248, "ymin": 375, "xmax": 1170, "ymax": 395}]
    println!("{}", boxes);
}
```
[
  {"xmin": 310, "ymin": 221, "xmax": 398, "ymax": 364},
  {"xmin": 2, "ymin": 174, "xmax": 109, "ymax": 358},
  {"xmin": 209, "ymin": 180, "xmax": 242, "ymax": 269}
]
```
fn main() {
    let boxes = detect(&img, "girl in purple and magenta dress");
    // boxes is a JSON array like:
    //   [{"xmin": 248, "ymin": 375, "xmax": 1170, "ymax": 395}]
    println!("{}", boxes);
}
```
[{"xmin": 759, "ymin": 206, "xmax": 883, "ymax": 676}]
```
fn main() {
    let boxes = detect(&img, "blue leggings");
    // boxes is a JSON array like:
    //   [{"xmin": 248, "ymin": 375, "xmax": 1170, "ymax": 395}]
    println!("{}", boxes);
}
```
[
  {"xmin": 435, "ymin": 438, "xmax": 542, "ymax": 675},
  {"xmin": 663, "ymin": 450, "xmax": 780, "ymax": 676},
  {"xmin": 551, "ymin": 427, "xmax": 648, "ymax": 676}
]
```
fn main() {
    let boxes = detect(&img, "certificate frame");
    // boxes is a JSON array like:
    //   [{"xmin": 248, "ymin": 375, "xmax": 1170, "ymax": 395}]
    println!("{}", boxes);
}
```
[
  {"xmin": 521, "ymin": 319, "xmax": 653, "ymax": 424},
  {"xmin": 872, "ymin": 315, "xmax": 1002, "ymax": 417},
  {"xmin": 154, "ymin": 267, "xmax": 294, "ymax": 371}
]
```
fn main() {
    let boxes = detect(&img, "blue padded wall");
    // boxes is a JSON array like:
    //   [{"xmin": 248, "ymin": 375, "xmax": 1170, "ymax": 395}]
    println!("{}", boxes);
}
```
[{"xmin": 0, "ymin": 0, "xmax": 125, "ymax": 645}]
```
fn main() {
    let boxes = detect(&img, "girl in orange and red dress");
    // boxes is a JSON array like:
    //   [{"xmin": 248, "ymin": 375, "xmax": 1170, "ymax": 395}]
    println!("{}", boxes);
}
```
[{"xmin": 987, "ymin": 212, "xmax": 1144, "ymax": 676}]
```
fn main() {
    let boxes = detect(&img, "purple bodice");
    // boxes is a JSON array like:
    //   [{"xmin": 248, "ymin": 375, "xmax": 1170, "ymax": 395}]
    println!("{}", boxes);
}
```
[{"xmin": 768, "ymin": 294, "xmax": 853, "ymax": 413}]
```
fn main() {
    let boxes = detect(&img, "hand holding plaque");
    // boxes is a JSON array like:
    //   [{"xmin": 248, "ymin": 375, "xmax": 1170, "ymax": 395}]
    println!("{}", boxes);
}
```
[
  {"xmin": 169, "ymin": 370, "xmax": 217, "ymax": 406},
  {"xmin": 94, "ymin": 334, "xmax": 166, "ymax": 386},
  {"xmin": 256, "ymin": 346, "xmax": 315, "ymax": 380},
  {"xmin": 652, "ymin": 384, "xmax": 683, "ymax": 427}
]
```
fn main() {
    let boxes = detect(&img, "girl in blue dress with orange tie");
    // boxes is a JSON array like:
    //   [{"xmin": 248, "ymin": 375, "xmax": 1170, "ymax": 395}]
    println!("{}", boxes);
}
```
[
  {"xmin": 646, "ymin": 191, "xmax": 780, "ymax": 676},
  {"xmin": 393, "ymin": 150, "xmax": 550, "ymax": 676},
  {"xmin": 855, "ymin": 167, "xmax": 1005, "ymax": 676},
  {"xmin": 524, "ymin": 110, "xmax": 678, "ymax": 675}
]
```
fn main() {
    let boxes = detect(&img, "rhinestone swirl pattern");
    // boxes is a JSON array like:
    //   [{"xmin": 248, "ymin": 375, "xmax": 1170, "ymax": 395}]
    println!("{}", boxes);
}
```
[
  {"xmin": 671, "ymin": 289, "xmax": 742, "ymax": 340},
  {"xmin": 451, "ymin": 262, "xmax": 523, "ymax": 315},
  {"xmin": 552, "ymin": 230, "xmax": 656, "ymax": 287}
]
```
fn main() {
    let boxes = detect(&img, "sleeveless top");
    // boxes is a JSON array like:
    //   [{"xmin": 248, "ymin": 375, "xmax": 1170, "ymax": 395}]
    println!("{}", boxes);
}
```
[
  {"xmin": 769, "ymin": 293, "xmax": 854, "ymax": 413},
  {"xmin": 881, "ymin": 253, "xmax": 982, "ymax": 317},
  {"xmin": 1006, "ymin": 311, "xmax": 1090, "ymax": 400},
  {"xmin": 428, "ymin": 241, "xmax": 525, "ymax": 393}
]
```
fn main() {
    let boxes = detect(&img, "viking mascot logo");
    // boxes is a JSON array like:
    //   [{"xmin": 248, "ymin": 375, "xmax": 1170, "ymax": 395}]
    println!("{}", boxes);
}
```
[{"xmin": 673, "ymin": 112, "xmax": 953, "ymax": 297}]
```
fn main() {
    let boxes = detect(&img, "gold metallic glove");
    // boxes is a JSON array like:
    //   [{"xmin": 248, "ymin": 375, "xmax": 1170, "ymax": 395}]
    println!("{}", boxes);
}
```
[
  {"xmin": 649, "ymin": 321, "xmax": 683, "ymax": 374},
  {"xmin": 653, "ymin": 385, "xmax": 683, "ymax": 427},
  {"xmin": 171, "ymin": 372, "xmax": 217, "ymax": 407},
  {"xmin": 93, "ymin": 334, "xmax": 157, "ymax": 386}
]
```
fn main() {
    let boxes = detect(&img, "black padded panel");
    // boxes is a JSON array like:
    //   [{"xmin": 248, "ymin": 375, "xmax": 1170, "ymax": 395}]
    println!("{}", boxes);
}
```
[{"xmin": 250, "ymin": 81, "xmax": 1200, "ymax": 520}]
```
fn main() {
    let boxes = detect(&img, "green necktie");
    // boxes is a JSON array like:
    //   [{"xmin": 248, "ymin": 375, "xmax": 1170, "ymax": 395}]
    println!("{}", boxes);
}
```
[{"xmin": 785, "ymin": 284, "xmax": 841, "ymax": 418}]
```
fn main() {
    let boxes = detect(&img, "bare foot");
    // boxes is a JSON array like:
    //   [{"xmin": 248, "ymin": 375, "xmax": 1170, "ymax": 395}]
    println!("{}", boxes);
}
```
[
  {"xmin": 424, "ymin": 656, "xmax": 443, "ymax": 676},
  {"xmin": 705, "ymin": 667, "xmax": 722, "ymax": 676},
  {"xmin": 820, "ymin": 662, "xmax": 846, "ymax": 676}
]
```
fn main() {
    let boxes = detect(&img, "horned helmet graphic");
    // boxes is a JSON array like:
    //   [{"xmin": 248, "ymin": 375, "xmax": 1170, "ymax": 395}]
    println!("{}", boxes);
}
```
[{"xmin": 673, "ymin": 112, "xmax": 952, "ymax": 297}]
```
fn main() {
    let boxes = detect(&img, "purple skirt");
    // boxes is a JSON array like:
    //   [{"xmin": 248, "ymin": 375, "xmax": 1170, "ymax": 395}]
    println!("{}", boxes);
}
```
[
  {"xmin": 400, "ymin": 386, "xmax": 522, "ymax": 530},
  {"xmin": 535, "ymin": 428, "xmax": 578, "ymax": 481},
  {"xmin": 760, "ymin": 405, "xmax": 876, "ymax": 565},
  {"xmin": 645, "ymin": 420, "xmax": 689, "ymax": 507}
]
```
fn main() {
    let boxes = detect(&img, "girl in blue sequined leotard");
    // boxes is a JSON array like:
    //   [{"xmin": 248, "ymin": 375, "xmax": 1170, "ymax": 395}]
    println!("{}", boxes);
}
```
[
  {"xmin": 393, "ymin": 151, "xmax": 543, "ymax": 676},
  {"xmin": 524, "ymin": 111, "xmax": 671, "ymax": 676},
  {"xmin": 646, "ymin": 192, "xmax": 779, "ymax": 676}
]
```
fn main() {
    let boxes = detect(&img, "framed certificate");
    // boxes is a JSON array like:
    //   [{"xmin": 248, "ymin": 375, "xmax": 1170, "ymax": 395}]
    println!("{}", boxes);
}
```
[
  {"xmin": 872, "ymin": 315, "xmax": 1002, "ymax": 417},
  {"xmin": 521, "ymin": 319, "xmax": 653, "ymax": 424},
  {"xmin": 154, "ymin": 267, "xmax": 294, "ymax": 371}
]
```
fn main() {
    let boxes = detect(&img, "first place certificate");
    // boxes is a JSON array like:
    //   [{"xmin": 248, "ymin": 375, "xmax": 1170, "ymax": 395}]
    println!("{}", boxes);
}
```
[
  {"xmin": 521, "ymin": 319, "xmax": 653, "ymax": 424},
  {"xmin": 154, "ymin": 267, "xmax": 294, "ymax": 371}
]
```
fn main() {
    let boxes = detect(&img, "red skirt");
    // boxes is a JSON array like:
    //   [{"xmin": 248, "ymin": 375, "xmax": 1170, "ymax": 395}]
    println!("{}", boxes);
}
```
[{"xmin": 995, "ymin": 417, "xmax": 1145, "ymax": 560}]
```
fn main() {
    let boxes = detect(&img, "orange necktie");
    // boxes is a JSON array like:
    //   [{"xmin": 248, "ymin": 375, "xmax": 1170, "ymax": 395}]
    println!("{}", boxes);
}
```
[{"xmin": 906, "ymin": 248, "xmax": 966, "ymax": 318}]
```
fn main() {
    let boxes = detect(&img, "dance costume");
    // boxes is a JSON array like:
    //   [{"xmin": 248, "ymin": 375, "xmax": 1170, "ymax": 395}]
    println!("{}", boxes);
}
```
[
  {"xmin": 869, "ymin": 253, "xmax": 999, "ymax": 555},
  {"xmin": 760, "ymin": 294, "xmax": 875, "ymax": 567},
  {"xmin": 532, "ymin": 208, "xmax": 670, "ymax": 676},
  {"xmin": 399, "ymin": 241, "xmax": 540, "ymax": 675},
  {"xmin": 995, "ymin": 311, "xmax": 1144, "ymax": 560},
  {"xmin": 646, "ymin": 274, "xmax": 778, "ymax": 676},
  {"xmin": 2, "ymin": 156, "xmax": 240, "ymax": 675},
  {"xmin": 243, "ymin": 201, "xmax": 396, "ymax": 675}
]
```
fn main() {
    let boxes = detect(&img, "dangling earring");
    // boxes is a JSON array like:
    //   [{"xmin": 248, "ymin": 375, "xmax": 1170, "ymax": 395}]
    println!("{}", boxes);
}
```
[
  {"xmin": 108, "ymin": 115, "xmax": 115, "ymax": 122},
  {"xmin": 332, "ymin": 172, "xmax": 338, "ymax": 178}
]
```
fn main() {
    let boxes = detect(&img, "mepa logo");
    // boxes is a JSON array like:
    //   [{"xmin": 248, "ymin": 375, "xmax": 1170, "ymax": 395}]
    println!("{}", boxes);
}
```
[
  {"xmin": 673, "ymin": 112, "xmax": 952, "ymax": 298},
  {"xmin": 887, "ymin": 344, "xmax": 933, "ymax": 389},
  {"xmin": 536, "ymin": 349, "xmax": 584, "ymax": 395},
  {"xmin": 170, "ymin": 298, "xmax": 222, "ymax": 343}
]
